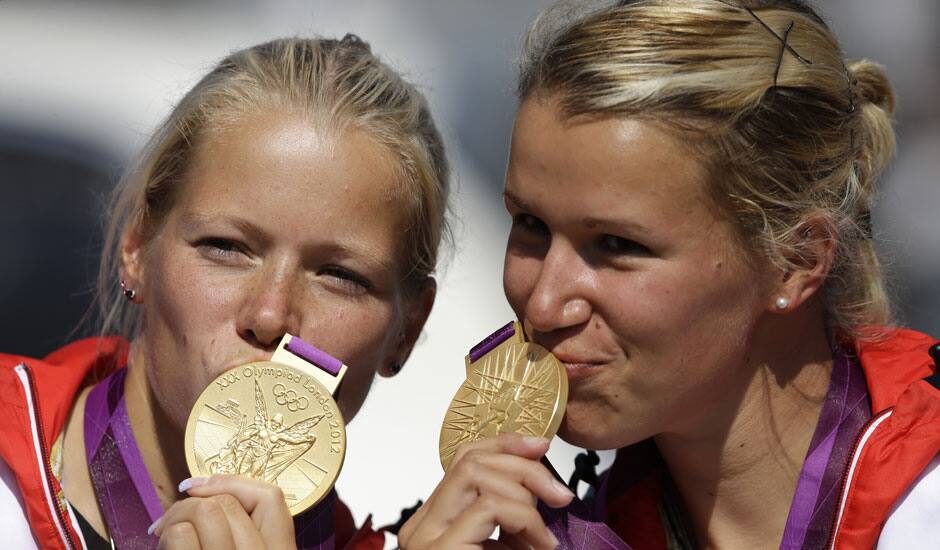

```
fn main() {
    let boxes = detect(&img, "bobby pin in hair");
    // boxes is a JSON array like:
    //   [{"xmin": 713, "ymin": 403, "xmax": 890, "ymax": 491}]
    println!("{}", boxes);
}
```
[
  {"xmin": 712, "ymin": 0, "xmax": 813, "ymax": 67},
  {"xmin": 857, "ymin": 208, "xmax": 873, "ymax": 239},
  {"xmin": 772, "ymin": 20, "xmax": 795, "ymax": 88},
  {"xmin": 843, "ymin": 66, "xmax": 857, "ymax": 114}
]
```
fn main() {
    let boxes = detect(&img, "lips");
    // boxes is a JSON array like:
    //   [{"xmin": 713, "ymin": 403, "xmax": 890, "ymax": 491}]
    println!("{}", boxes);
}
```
[
  {"xmin": 548, "ymin": 351, "xmax": 606, "ymax": 382},
  {"xmin": 552, "ymin": 351, "xmax": 604, "ymax": 367}
]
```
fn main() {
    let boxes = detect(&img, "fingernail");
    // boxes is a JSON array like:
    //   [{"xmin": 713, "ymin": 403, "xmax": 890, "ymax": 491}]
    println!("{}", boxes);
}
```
[
  {"xmin": 548, "ymin": 530, "xmax": 560, "ymax": 548},
  {"xmin": 147, "ymin": 517, "xmax": 163, "ymax": 536},
  {"xmin": 553, "ymin": 478, "xmax": 575, "ymax": 499},
  {"xmin": 522, "ymin": 436, "xmax": 549, "ymax": 447},
  {"xmin": 178, "ymin": 476, "xmax": 209, "ymax": 492}
]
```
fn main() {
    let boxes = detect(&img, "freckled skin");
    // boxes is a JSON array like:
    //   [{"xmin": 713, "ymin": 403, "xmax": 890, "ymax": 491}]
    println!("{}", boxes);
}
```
[
  {"xmin": 64, "ymin": 109, "xmax": 434, "ymax": 538},
  {"xmin": 502, "ymin": 97, "xmax": 776, "ymax": 451},
  {"xmin": 401, "ymin": 95, "xmax": 834, "ymax": 550},
  {"xmin": 126, "ymin": 110, "xmax": 417, "ymax": 437}
]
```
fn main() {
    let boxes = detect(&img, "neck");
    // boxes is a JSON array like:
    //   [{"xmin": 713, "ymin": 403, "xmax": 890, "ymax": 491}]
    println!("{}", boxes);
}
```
[
  {"xmin": 124, "ymin": 344, "xmax": 191, "ymax": 509},
  {"xmin": 654, "ymin": 308, "xmax": 834, "ymax": 548}
]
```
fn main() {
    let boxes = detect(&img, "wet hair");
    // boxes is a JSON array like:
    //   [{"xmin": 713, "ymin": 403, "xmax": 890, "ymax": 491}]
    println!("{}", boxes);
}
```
[
  {"xmin": 518, "ymin": 0, "xmax": 897, "ymax": 339},
  {"xmin": 95, "ymin": 35, "xmax": 450, "ymax": 338}
]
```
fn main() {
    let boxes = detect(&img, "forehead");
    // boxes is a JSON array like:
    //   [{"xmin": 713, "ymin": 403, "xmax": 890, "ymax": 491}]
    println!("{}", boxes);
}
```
[
  {"xmin": 171, "ymin": 111, "xmax": 408, "ymax": 262},
  {"xmin": 508, "ymin": 97, "xmax": 713, "ymax": 221}
]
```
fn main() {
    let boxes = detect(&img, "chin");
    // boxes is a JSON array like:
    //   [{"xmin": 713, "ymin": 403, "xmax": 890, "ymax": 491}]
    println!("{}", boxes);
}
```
[
  {"xmin": 558, "ymin": 418, "xmax": 621, "ymax": 451},
  {"xmin": 557, "ymin": 403, "xmax": 649, "ymax": 451}
]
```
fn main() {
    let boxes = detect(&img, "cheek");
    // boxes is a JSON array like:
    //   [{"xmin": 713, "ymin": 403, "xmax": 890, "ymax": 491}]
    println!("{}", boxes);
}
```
[
  {"xmin": 608, "ymin": 264, "xmax": 758, "ymax": 345},
  {"xmin": 310, "ymin": 300, "xmax": 399, "ymax": 422},
  {"xmin": 502, "ymin": 253, "xmax": 537, "ymax": 316},
  {"xmin": 336, "ymin": 369, "xmax": 377, "ymax": 422},
  {"xmin": 140, "ymin": 254, "xmax": 245, "ymax": 428}
]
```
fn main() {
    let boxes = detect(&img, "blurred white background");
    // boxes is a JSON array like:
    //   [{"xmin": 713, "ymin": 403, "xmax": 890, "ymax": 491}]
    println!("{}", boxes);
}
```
[{"xmin": 1, "ymin": 1, "xmax": 937, "ymax": 546}]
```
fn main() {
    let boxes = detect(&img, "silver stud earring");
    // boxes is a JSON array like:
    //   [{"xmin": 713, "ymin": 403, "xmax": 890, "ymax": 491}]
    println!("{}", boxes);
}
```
[
  {"xmin": 775, "ymin": 297, "xmax": 790, "ymax": 310},
  {"xmin": 120, "ymin": 279, "xmax": 136, "ymax": 301}
]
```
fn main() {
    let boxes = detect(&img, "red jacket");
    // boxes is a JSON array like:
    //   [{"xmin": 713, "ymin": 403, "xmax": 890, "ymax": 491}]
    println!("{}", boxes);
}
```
[
  {"xmin": 0, "ymin": 338, "xmax": 384, "ymax": 550},
  {"xmin": 604, "ymin": 328, "xmax": 940, "ymax": 549}
]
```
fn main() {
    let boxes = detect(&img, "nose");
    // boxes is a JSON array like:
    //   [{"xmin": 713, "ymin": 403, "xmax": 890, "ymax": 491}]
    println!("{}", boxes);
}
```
[
  {"xmin": 236, "ymin": 264, "xmax": 302, "ymax": 351},
  {"xmin": 524, "ymin": 238, "xmax": 592, "ymax": 334}
]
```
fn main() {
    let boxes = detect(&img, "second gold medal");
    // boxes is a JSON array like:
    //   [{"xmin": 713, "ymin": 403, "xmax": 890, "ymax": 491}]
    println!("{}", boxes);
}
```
[{"xmin": 439, "ymin": 321, "xmax": 568, "ymax": 470}]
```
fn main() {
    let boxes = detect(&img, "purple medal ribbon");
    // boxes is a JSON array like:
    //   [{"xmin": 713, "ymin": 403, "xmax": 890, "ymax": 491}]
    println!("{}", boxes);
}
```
[
  {"xmin": 84, "ymin": 337, "xmax": 342, "ymax": 549},
  {"xmin": 541, "ymin": 352, "xmax": 868, "ymax": 549},
  {"xmin": 472, "ymin": 324, "xmax": 870, "ymax": 548},
  {"xmin": 85, "ymin": 367, "xmax": 163, "ymax": 549},
  {"xmin": 469, "ymin": 321, "xmax": 516, "ymax": 362},
  {"xmin": 780, "ymin": 351, "xmax": 870, "ymax": 549},
  {"xmin": 539, "ymin": 485, "xmax": 632, "ymax": 550}
]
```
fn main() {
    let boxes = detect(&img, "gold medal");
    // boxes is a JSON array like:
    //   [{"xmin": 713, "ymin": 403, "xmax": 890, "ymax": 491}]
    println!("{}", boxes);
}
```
[
  {"xmin": 439, "ymin": 321, "xmax": 567, "ymax": 470},
  {"xmin": 184, "ymin": 334, "xmax": 347, "ymax": 515}
]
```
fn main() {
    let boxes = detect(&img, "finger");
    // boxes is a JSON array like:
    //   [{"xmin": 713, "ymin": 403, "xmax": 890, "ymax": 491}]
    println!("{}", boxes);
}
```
[
  {"xmin": 437, "ymin": 493, "xmax": 558, "ymax": 550},
  {"xmin": 397, "ymin": 509, "xmax": 421, "ymax": 547},
  {"xmin": 154, "ymin": 497, "xmax": 235, "ymax": 549},
  {"xmin": 500, "ymin": 531, "xmax": 539, "ymax": 550},
  {"xmin": 181, "ymin": 475, "xmax": 295, "ymax": 548},
  {"xmin": 400, "ymin": 447, "xmax": 573, "ymax": 547},
  {"xmin": 397, "ymin": 468, "xmax": 537, "ymax": 550},
  {"xmin": 401, "ymin": 434, "xmax": 568, "ymax": 546},
  {"xmin": 450, "ymin": 432, "xmax": 551, "ymax": 469},
  {"xmin": 209, "ymin": 493, "xmax": 266, "ymax": 550},
  {"xmin": 446, "ymin": 450, "xmax": 574, "ymax": 509},
  {"xmin": 156, "ymin": 520, "xmax": 200, "ymax": 550}
]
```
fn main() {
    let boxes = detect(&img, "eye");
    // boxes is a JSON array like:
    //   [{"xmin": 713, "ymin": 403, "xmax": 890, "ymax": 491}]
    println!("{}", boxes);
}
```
[
  {"xmin": 512, "ymin": 213, "xmax": 549, "ymax": 236},
  {"xmin": 318, "ymin": 265, "xmax": 373, "ymax": 295},
  {"xmin": 597, "ymin": 234, "xmax": 652, "ymax": 257},
  {"xmin": 195, "ymin": 237, "xmax": 247, "ymax": 261}
]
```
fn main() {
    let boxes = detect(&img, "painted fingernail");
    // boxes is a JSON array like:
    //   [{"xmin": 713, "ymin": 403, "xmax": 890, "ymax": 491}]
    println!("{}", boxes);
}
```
[
  {"xmin": 147, "ymin": 517, "xmax": 163, "ymax": 536},
  {"xmin": 178, "ymin": 476, "xmax": 209, "ymax": 492},
  {"xmin": 553, "ymin": 478, "xmax": 575, "ymax": 499}
]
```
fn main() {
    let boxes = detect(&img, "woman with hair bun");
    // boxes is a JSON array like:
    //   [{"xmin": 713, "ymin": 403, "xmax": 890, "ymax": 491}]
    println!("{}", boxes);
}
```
[
  {"xmin": 1, "ymin": 35, "xmax": 448, "ymax": 549},
  {"xmin": 400, "ymin": 1, "xmax": 938, "ymax": 548}
]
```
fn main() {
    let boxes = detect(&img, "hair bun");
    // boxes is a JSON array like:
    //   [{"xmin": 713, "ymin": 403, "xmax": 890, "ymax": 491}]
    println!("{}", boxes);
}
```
[
  {"xmin": 848, "ymin": 59, "xmax": 895, "ymax": 115},
  {"xmin": 340, "ymin": 33, "xmax": 372, "ymax": 53}
]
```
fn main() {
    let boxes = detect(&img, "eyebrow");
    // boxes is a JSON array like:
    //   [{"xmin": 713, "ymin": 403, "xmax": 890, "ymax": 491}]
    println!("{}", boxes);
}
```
[
  {"xmin": 503, "ymin": 190, "xmax": 532, "ymax": 212},
  {"xmin": 177, "ymin": 213, "xmax": 270, "ymax": 245},
  {"xmin": 504, "ymin": 190, "xmax": 651, "ymax": 235}
]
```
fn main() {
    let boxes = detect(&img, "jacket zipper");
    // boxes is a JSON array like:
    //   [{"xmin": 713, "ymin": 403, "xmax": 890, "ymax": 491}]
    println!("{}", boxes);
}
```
[
  {"xmin": 21, "ymin": 363, "xmax": 78, "ymax": 550},
  {"xmin": 825, "ymin": 408, "xmax": 893, "ymax": 550}
]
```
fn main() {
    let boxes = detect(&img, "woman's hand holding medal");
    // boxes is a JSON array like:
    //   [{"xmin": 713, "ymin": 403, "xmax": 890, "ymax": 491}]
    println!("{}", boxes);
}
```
[
  {"xmin": 398, "ymin": 433, "xmax": 572, "ymax": 550},
  {"xmin": 400, "ymin": 321, "xmax": 573, "ymax": 549},
  {"xmin": 151, "ymin": 475, "xmax": 296, "ymax": 550}
]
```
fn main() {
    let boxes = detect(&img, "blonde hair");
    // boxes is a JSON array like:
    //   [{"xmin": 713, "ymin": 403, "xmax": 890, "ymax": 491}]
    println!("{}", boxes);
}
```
[
  {"xmin": 519, "ymin": 0, "xmax": 897, "ymax": 339},
  {"xmin": 96, "ymin": 36, "xmax": 450, "ymax": 338}
]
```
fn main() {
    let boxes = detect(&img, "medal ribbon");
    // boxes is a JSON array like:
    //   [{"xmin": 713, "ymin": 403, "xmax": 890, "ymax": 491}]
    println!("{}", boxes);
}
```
[
  {"xmin": 779, "ymin": 351, "xmax": 870, "ymax": 549},
  {"xmin": 540, "ymin": 351, "xmax": 869, "ymax": 549},
  {"xmin": 471, "ymin": 323, "xmax": 870, "ymax": 548},
  {"xmin": 85, "ymin": 367, "xmax": 162, "ymax": 549},
  {"xmin": 84, "ymin": 339, "xmax": 341, "ymax": 549}
]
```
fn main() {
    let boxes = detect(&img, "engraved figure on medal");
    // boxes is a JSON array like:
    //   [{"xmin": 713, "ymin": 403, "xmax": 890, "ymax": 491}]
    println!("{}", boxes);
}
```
[
  {"xmin": 440, "ymin": 342, "xmax": 566, "ymax": 468},
  {"xmin": 204, "ymin": 380, "xmax": 323, "ymax": 483},
  {"xmin": 187, "ymin": 365, "xmax": 345, "ymax": 513}
]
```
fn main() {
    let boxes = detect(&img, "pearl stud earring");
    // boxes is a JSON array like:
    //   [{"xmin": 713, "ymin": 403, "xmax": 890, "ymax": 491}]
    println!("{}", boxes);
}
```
[{"xmin": 775, "ymin": 297, "xmax": 790, "ymax": 310}]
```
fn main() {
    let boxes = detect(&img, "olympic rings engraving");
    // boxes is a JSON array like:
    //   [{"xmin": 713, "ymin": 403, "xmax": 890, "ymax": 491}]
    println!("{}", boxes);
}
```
[{"xmin": 273, "ymin": 383, "xmax": 309, "ymax": 411}]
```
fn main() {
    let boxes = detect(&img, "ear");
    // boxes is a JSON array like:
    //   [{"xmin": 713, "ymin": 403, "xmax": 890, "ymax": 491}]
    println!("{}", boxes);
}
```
[
  {"xmin": 380, "ymin": 277, "xmax": 437, "ymax": 377},
  {"xmin": 120, "ymin": 224, "xmax": 146, "ymax": 303},
  {"xmin": 768, "ymin": 213, "xmax": 838, "ymax": 313}
]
